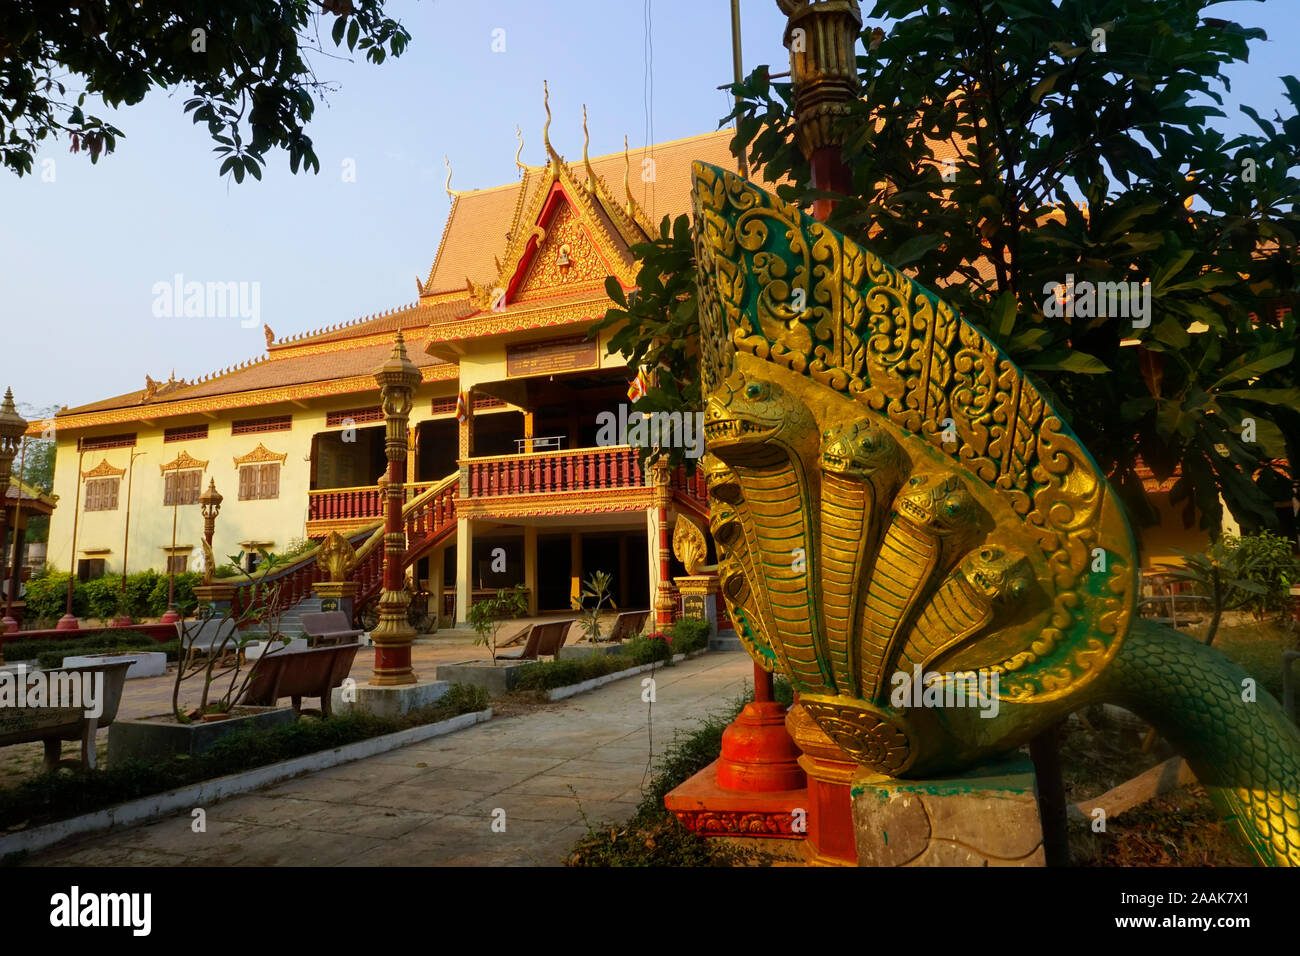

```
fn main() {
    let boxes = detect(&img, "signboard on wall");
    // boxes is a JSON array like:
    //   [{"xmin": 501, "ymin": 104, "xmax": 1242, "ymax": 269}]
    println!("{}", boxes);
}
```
[{"xmin": 506, "ymin": 335, "xmax": 598, "ymax": 378}]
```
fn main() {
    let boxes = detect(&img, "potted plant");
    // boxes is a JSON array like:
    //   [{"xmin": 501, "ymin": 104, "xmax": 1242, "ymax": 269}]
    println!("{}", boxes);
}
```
[
  {"xmin": 468, "ymin": 584, "xmax": 529, "ymax": 663},
  {"xmin": 107, "ymin": 549, "xmax": 301, "ymax": 763},
  {"xmin": 572, "ymin": 571, "xmax": 616, "ymax": 643},
  {"xmin": 437, "ymin": 585, "xmax": 532, "ymax": 694}
]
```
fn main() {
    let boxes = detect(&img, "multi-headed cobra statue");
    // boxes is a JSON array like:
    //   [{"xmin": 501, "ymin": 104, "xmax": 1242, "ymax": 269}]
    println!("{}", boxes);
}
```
[{"xmin": 690, "ymin": 161, "xmax": 1300, "ymax": 866}]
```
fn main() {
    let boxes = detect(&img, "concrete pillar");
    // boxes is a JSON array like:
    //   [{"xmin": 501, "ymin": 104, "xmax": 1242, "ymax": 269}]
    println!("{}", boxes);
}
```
[
  {"xmin": 456, "ymin": 516, "xmax": 473, "ymax": 627},
  {"xmin": 524, "ymin": 525, "xmax": 539, "ymax": 615},
  {"xmin": 523, "ymin": 411, "xmax": 535, "ymax": 455},
  {"xmin": 428, "ymin": 546, "xmax": 445, "ymax": 629}
]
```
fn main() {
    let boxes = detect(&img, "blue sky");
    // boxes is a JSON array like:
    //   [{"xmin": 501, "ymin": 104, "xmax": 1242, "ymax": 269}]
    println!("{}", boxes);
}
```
[{"xmin": 0, "ymin": 0, "xmax": 1293, "ymax": 416}]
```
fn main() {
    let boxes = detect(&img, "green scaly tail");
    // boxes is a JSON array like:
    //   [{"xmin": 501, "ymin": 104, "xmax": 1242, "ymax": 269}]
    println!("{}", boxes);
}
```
[{"xmin": 1100, "ymin": 618, "xmax": 1300, "ymax": 866}]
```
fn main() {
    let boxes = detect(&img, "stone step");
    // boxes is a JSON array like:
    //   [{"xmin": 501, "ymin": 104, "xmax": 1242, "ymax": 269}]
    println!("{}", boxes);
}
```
[{"xmin": 709, "ymin": 630, "xmax": 744, "ymax": 652}]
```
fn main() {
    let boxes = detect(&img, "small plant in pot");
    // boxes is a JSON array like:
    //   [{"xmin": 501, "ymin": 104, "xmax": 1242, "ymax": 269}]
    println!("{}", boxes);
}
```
[
  {"xmin": 171, "ymin": 549, "xmax": 295, "ymax": 722},
  {"xmin": 572, "ymin": 570, "xmax": 616, "ymax": 643},
  {"xmin": 468, "ymin": 584, "xmax": 529, "ymax": 664}
]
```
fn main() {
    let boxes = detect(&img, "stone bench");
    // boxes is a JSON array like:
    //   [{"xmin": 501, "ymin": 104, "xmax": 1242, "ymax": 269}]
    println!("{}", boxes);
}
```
[
  {"xmin": 237, "ymin": 642, "xmax": 361, "ymax": 718},
  {"xmin": 0, "ymin": 660, "xmax": 132, "ymax": 770}
]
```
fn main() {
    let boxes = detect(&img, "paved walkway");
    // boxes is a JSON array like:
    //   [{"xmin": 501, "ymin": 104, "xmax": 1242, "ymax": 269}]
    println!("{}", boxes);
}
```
[{"xmin": 28, "ymin": 651, "xmax": 753, "ymax": 867}]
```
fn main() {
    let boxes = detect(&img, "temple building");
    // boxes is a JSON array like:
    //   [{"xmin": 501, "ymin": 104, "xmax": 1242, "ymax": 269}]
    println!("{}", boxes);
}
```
[
  {"xmin": 33, "ymin": 119, "xmax": 1295, "ymax": 627},
  {"xmin": 37, "ymin": 125, "xmax": 739, "ymax": 624}
]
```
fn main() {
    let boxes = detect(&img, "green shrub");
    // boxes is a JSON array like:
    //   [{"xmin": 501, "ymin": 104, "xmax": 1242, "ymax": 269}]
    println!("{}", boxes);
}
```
[
  {"xmin": 82, "ymin": 575, "xmax": 124, "ymax": 620},
  {"xmin": 146, "ymin": 571, "xmax": 201, "ymax": 616},
  {"xmin": 0, "ymin": 682, "xmax": 489, "ymax": 832},
  {"xmin": 122, "ymin": 570, "xmax": 161, "ymax": 620},
  {"xmin": 667, "ymin": 616, "xmax": 711, "ymax": 654},
  {"xmin": 1223, "ymin": 532, "xmax": 1300, "ymax": 618},
  {"xmin": 21, "ymin": 568, "xmax": 85, "ymax": 623},
  {"xmin": 623, "ymin": 633, "xmax": 674, "ymax": 665}
]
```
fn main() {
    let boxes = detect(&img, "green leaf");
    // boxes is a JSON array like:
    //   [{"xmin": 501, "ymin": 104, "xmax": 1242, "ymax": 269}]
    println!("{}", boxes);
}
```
[{"xmin": 1024, "ymin": 350, "xmax": 1110, "ymax": 374}]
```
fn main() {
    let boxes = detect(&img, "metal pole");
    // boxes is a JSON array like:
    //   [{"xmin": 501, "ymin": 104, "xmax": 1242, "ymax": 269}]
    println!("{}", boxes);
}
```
[
  {"xmin": 163, "ymin": 483, "xmax": 180, "ymax": 623},
  {"xmin": 117, "ymin": 449, "xmax": 144, "ymax": 624},
  {"xmin": 59, "ymin": 446, "xmax": 85, "ymax": 630},
  {"xmin": 730, "ymin": 0, "xmax": 750, "ymax": 179}
]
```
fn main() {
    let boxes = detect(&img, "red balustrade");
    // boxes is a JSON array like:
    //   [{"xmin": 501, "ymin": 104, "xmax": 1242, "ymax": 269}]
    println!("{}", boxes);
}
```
[{"xmin": 463, "ymin": 446, "xmax": 644, "ymax": 497}]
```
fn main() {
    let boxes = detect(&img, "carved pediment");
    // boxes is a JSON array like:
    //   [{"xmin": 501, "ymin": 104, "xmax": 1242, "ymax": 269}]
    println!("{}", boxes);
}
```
[
  {"xmin": 82, "ymin": 458, "xmax": 126, "ymax": 480},
  {"xmin": 159, "ymin": 450, "xmax": 209, "ymax": 474},
  {"xmin": 232, "ymin": 443, "xmax": 288, "ymax": 468}
]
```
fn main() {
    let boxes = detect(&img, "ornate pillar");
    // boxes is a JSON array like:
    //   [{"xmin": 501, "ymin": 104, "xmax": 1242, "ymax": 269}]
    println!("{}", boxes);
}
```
[
  {"xmin": 648, "ymin": 459, "xmax": 678, "ymax": 629},
  {"xmin": 781, "ymin": 0, "xmax": 862, "ymax": 220},
  {"xmin": 781, "ymin": 0, "xmax": 865, "ymax": 865},
  {"xmin": 370, "ymin": 332, "xmax": 422, "ymax": 686},
  {"xmin": 0, "ymin": 389, "xmax": 27, "ymax": 654},
  {"xmin": 193, "ymin": 480, "xmax": 235, "ymax": 617}
]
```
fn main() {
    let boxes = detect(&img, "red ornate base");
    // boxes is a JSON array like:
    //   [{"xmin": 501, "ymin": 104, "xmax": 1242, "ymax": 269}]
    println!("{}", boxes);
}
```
[
  {"xmin": 55, "ymin": 613, "xmax": 79, "ymax": 631},
  {"xmin": 716, "ymin": 700, "xmax": 807, "ymax": 791},
  {"xmin": 665, "ymin": 759, "xmax": 808, "ymax": 839}
]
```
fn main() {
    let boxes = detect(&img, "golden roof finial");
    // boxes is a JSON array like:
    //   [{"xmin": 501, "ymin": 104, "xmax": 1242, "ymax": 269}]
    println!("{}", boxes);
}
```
[
  {"xmin": 543, "ymin": 80, "xmax": 558, "ymax": 172},
  {"xmin": 444, "ymin": 155, "xmax": 455, "ymax": 198},
  {"xmin": 582, "ymin": 104, "xmax": 596, "ymax": 192},
  {"xmin": 623, "ymin": 135, "xmax": 633, "ymax": 214},
  {"xmin": 515, "ymin": 124, "xmax": 526, "ymax": 178}
]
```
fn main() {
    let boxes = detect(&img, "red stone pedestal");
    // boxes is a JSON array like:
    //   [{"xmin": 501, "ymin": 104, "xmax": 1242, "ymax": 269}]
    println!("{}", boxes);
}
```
[
  {"xmin": 665, "ymin": 759, "xmax": 808, "ymax": 843},
  {"xmin": 55, "ymin": 613, "xmax": 79, "ymax": 631}
]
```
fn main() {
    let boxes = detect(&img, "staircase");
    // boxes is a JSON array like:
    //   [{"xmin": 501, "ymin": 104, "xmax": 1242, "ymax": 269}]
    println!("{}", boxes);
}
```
[{"xmin": 222, "ymin": 466, "xmax": 710, "ymax": 627}]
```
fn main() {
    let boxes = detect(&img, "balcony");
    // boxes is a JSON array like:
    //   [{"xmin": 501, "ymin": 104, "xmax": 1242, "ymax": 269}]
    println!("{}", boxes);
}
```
[
  {"xmin": 458, "ymin": 445, "xmax": 649, "ymax": 518},
  {"xmin": 306, "ymin": 481, "xmax": 435, "ymax": 536}
]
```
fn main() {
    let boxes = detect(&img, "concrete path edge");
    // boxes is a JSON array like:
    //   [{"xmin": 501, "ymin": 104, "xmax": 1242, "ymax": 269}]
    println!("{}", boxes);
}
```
[
  {"xmin": 0, "ymin": 707, "xmax": 493, "ymax": 860},
  {"xmin": 546, "ymin": 651, "xmax": 704, "ymax": 701}
]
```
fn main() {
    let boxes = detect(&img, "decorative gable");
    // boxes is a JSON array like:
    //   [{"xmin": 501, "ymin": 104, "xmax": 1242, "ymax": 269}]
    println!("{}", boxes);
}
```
[{"xmin": 515, "ymin": 200, "xmax": 608, "ymax": 300}]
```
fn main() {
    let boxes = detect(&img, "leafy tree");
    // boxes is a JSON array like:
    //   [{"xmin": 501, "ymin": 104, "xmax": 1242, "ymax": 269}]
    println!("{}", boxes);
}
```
[
  {"xmin": 0, "ymin": 0, "xmax": 411, "ymax": 179},
  {"xmin": 596, "ymin": 0, "xmax": 1300, "ymax": 542},
  {"xmin": 467, "ymin": 585, "xmax": 529, "ymax": 663}
]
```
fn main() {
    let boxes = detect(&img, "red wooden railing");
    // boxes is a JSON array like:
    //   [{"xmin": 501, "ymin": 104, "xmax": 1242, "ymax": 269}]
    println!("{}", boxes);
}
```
[
  {"xmin": 670, "ymin": 464, "xmax": 708, "ymax": 515},
  {"xmin": 308, "ymin": 482, "xmax": 433, "ymax": 524},
  {"xmin": 463, "ymin": 445, "xmax": 643, "ymax": 497}
]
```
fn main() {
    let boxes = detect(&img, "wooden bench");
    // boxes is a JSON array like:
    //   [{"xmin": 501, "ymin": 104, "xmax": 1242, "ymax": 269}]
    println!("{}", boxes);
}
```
[
  {"xmin": 603, "ymin": 610, "xmax": 649, "ymax": 643},
  {"xmin": 300, "ymin": 611, "xmax": 366, "ymax": 647},
  {"xmin": 498, "ymin": 619, "xmax": 576, "ymax": 661},
  {"xmin": 0, "ymin": 661, "xmax": 132, "ymax": 770},
  {"xmin": 237, "ymin": 642, "xmax": 361, "ymax": 717}
]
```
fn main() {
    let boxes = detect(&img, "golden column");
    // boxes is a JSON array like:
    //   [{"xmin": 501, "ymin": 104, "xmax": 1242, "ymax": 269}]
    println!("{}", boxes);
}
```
[
  {"xmin": 193, "ymin": 479, "xmax": 235, "ymax": 615},
  {"xmin": 0, "ymin": 389, "xmax": 27, "ymax": 656},
  {"xmin": 649, "ymin": 459, "xmax": 678, "ymax": 629},
  {"xmin": 371, "ymin": 332, "xmax": 422, "ymax": 685}
]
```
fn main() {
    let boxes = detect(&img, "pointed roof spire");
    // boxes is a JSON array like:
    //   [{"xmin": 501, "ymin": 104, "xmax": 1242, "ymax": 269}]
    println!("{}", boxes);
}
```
[
  {"xmin": 444, "ymin": 155, "xmax": 456, "ymax": 198},
  {"xmin": 515, "ymin": 124, "xmax": 527, "ymax": 178},
  {"xmin": 542, "ymin": 80, "xmax": 559, "ymax": 172},
  {"xmin": 582, "ymin": 105, "xmax": 596, "ymax": 192}
]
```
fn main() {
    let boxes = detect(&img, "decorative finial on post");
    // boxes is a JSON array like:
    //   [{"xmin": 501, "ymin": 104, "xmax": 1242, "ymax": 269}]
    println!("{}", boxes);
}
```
[{"xmin": 0, "ymin": 388, "xmax": 27, "ymax": 645}]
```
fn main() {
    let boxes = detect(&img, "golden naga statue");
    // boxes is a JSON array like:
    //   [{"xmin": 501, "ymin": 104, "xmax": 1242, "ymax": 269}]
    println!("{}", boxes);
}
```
[
  {"xmin": 316, "ymin": 531, "xmax": 357, "ymax": 583},
  {"xmin": 691, "ymin": 162, "xmax": 1300, "ymax": 865}
]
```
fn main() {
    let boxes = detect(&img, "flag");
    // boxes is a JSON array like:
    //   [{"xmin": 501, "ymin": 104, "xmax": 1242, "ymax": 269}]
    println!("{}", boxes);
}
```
[
  {"xmin": 455, "ymin": 391, "xmax": 469, "ymax": 423},
  {"xmin": 627, "ymin": 366, "xmax": 651, "ymax": 403}
]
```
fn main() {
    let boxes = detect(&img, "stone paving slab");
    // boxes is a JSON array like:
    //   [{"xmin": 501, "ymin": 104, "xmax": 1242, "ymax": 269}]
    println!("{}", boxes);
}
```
[{"xmin": 27, "ymin": 651, "xmax": 754, "ymax": 867}]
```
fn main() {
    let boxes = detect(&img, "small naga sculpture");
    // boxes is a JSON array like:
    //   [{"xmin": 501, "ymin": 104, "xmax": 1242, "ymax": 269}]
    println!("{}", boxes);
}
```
[
  {"xmin": 691, "ymin": 161, "xmax": 1300, "ymax": 865},
  {"xmin": 316, "ymin": 531, "xmax": 356, "ymax": 583}
]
